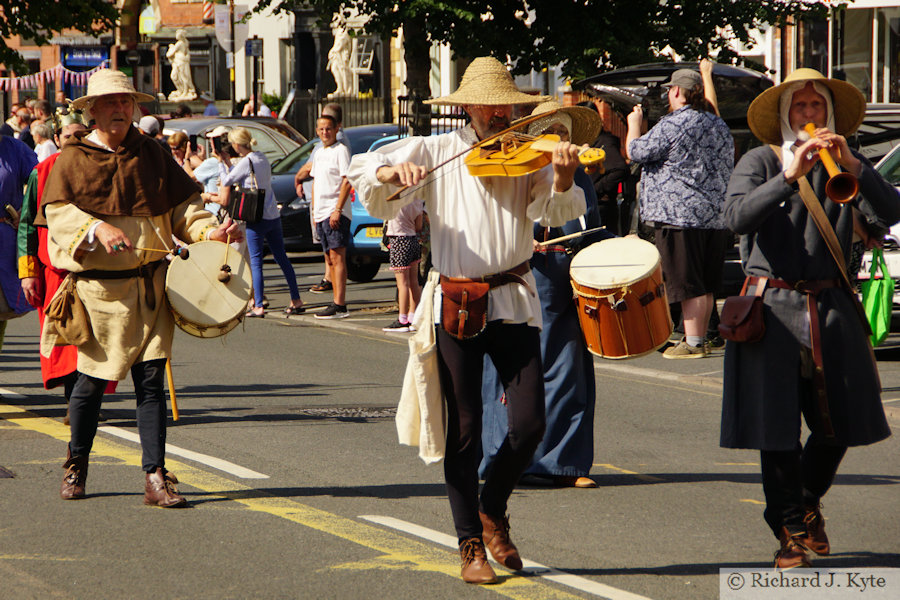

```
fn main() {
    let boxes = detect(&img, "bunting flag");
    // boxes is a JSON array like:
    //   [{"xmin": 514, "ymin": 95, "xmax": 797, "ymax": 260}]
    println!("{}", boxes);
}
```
[{"xmin": 0, "ymin": 60, "xmax": 108, "ymax": 91}]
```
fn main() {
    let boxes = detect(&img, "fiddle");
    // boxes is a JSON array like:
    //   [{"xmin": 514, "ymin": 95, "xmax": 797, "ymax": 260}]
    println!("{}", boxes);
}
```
[{"xmin": 465, "ymin": 133, "xmax": 606, "ymax": 177}]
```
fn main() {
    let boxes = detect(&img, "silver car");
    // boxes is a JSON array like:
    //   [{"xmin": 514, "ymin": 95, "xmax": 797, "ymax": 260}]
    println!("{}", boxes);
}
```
[{"xmin": 161, "ymin": 117, "xmax": 304, "ymax": 165}]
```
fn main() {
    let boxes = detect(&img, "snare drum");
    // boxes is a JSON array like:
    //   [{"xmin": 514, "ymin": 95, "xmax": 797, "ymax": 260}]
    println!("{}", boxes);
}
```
[
  {"xmin": 570, "ymin": 238, "xmax": 673, "ymax": 359},
  {"xmin": 165, "ymin": 241, "xmax": 252, "ymax": 338}
]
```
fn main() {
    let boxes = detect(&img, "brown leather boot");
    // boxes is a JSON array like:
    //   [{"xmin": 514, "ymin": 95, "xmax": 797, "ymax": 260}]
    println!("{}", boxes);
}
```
[
  {"xmin": 479, "ymin": 511, "xmax": 523, "ymax": 571},
  {"xmin": 801, "ymin": 503, "xmax": 830, "ymax": 555},
  {"xmin": 60, "ymin": 450, "xmax": 88, "ymax": 500},
  {"xmin": 144, "ymin": 468, "xmax": 188, "ymax": 508},
  {"xmin": 459, "ymin": 537, "xmax": 497, "ymax": 584},
  {"xmin": 775, "ymin": 527, "xmax": 812, "ymax": 569}
]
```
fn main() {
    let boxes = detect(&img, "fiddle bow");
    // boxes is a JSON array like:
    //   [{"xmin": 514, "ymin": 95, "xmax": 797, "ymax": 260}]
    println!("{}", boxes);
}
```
[{"xmin": 386, "ymin": 109, "xmax": 602, "ymax": 202}]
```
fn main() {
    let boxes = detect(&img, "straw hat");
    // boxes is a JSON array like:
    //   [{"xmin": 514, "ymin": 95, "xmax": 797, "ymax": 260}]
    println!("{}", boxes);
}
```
[
  {"xmin": 425, "ymin": 57, "xmax": 551, "ymax": 106},
  {"xmin": 519, "ymin": 101, "xmax": 601, "ymax": 146},
  {"xmin": 747, "ymin": 68, "xmax": 865, "ymax": 144},
  {"xmin": 71, "ymin": 69, "xmax": 155, "ymax": 111}
]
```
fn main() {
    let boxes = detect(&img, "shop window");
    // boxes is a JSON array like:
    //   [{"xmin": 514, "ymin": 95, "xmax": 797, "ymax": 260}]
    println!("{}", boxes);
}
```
[
  {"xmin": 834, "ymin": 8, "xmax": 873, "ymax": 100},
  {"xmin": 279, "ymin": 39, "xmax": 294, "ymax": 96},
  {"xmin": 878, "ymin": 8, "xmax": 900, "ymax": 102},
  {"xmin": 799, "ymin": 18, "xmax": 828, "ymax": 74}
]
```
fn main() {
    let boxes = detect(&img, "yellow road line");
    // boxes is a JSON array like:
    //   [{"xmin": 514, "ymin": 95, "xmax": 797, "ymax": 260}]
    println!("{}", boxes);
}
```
[
  {"xmin": 592, "ymin": 463, "xmax": 665, "ymax": 483},
  {"xmin": 1, "ymin": 402, "xmax": 585, "ymax": 600},
  {"xmin": 714, "ymin": 462, "xmax": 758, "ymax": 466},
  {"xmin": 592, "ymin": 371, "xmax": 720, "ymax": 397},
  {"xmin": 739, "ymin": 499, "xmax": 765, "ymax": 506}
]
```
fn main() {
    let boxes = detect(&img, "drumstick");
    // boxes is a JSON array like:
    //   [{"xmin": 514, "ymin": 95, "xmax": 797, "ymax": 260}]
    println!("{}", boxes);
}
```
[
  {"xmin": 218, "ymin": 234, "xmax": 233, "ymax": 283},
  {"xmin": 165, "ymin": 358, "xmax": 179, "ymax": 421},
  {"xmin": 133, "ymin": 246, "xmax": 190, "ymax": 259},
  {"xmin": 537, "ymin": 226, "xmax": 607, "ymax": 247}
]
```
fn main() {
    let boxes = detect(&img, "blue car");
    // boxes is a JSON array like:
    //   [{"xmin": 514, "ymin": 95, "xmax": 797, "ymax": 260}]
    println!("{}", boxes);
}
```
[{"xmin": 272, "ymin": 124, "xmax": 398, "ymax": 282}]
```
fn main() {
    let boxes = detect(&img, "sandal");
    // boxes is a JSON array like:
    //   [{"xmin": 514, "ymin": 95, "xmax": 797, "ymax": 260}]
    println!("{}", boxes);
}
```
[
  {"xmin": 284, "ymin": 305, "xmax": 306, "ymax": 316},
  {"xmin": 245, "ymin": 309, "xmax": 265, "ymax": 318}
]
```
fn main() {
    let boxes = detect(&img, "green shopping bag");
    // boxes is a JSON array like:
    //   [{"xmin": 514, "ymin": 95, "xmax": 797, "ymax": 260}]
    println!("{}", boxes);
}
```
[{"xmin": 861, "ymin": 247, "xmax": 894, "ymax": 346}]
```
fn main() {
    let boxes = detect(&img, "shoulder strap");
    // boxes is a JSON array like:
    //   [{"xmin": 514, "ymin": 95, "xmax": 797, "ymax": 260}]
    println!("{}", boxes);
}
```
[{"xmin": 768, "ymin": 144, "xmax": 854, "ymax": 291}]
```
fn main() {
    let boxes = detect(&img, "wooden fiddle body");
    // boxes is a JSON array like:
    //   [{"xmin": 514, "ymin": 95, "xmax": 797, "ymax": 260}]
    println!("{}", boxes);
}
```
[{"xmin": 464, "ymin": 133, "xmax": 606, "ymax": 177}]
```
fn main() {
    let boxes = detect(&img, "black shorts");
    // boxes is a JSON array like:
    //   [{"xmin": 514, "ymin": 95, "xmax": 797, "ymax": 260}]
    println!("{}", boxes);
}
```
[
  {"xmin": 316, "ymin": 215, "xmax": 351, "ymax": 252},
  {"xmin": 388, "ymin": 235, "xmax": 422, "ymax": 271},
  {"xmin": 654, "ymin": 227, "xmax": 731, "ymax": 303}
]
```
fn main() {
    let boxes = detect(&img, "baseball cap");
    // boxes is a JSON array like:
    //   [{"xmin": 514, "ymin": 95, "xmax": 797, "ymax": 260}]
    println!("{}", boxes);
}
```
[
  {"xmin": 205, "ymin": 125, "xmax": 231, "ymax": 138},
  {"xmin": 662, "ymin": 69, "xmax": 703, "ymax": 90}
]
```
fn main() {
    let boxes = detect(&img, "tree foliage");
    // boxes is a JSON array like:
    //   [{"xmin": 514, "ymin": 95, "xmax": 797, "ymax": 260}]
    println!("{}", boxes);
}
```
[
  {"xmin": 258, "ymin": 0, "xmax": 831, "ymax": 80},
  {"xmin": 0, "ymin": 0, "xmax": 119, "ymax": 73}
]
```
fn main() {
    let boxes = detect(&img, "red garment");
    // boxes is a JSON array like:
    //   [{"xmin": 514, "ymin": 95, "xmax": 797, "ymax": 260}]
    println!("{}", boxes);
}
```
[{"xmin": 34, "ymin": 154, "xmax": 116, "ymax": 392}]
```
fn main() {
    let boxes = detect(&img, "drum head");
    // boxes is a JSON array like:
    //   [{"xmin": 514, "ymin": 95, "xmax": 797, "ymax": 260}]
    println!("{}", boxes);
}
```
[
  {"xmin": 166, "ymin": 241, "xmax": 252, "ymax": 336},
  {"xmin": 570, "ymin": 238, "xmax": 660, "ymax": 288}
]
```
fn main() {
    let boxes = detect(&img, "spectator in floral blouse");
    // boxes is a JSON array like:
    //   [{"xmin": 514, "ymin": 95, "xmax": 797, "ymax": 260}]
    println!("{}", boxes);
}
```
[{"xmin": 626, "ymin": 60, "xmax": 734, "ymax": 359}]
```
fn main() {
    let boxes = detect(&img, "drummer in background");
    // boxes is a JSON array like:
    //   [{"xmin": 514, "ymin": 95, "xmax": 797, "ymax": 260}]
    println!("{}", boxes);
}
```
[
  {"xmin": 480, "ymin": 101, "xmax": 610, "ymax": 489},
  {"xmin": 348, "ymin": 57, "xmax": 585, "ymax": 585},
  {"xmin": 625, "ymin": 58, "xmax": 734, "ymax": 358},
  {"xmin": 17, "ymin": 106, "xmax": 117, "ymax": 425},
  {"xmin": 36, "ymin": 70, "xmax": 242, "ymax": 507}
]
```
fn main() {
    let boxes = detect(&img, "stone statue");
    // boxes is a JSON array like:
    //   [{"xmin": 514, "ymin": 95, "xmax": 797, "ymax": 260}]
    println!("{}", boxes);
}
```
[
  {"xmin": 167, "ymin": 29, "xmax": 197, "ymax": 101},
  {"xmin": 327, "ymin": 18, "xmax": 353, "ymax": 98}
]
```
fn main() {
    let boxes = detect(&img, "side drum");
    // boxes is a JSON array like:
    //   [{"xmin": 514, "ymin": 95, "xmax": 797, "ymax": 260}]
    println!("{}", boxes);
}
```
[
  {"xmin": 165, "ymin": 241, "xmax": 252, "ymax": 338},
  {"xmin": 570, "ymin": 238, "xmax": 673, "ymax": 359}
]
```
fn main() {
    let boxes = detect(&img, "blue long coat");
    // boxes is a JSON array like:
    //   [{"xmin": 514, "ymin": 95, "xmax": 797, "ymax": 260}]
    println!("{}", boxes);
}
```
[
  {"xmin": 480, "ymin": 169, "xmax": 608, "ymax": 478},
  {"xmin": 721, "ymin": 146, "xmax": 898, "ymax": 450}
]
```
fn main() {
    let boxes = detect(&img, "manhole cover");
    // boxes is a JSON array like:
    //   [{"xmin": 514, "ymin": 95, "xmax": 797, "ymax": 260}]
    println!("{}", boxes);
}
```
[
  {"xmin": 295, "ymin": 407, "xmax": 396, "ymax": 419},
  {"xmin": 0, "ymin": 466, "xmax": 14, "ymax": 478}
]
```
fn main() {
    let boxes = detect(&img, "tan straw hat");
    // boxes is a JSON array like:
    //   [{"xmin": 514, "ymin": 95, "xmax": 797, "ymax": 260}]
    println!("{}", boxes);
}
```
[
  {"xmin": 71, "ymin": 69, "xmax": 155, "ymax": 111},
  {"xmin": 519, "ymin": 101, "xmax": 601, "ymax": 146},
  {"xmin": 747, "ymin": 68, "xmax": 865, "ymax": 144},
  {"xmin": 425, "ymin": 57, "xmax": 552, "ymax": 106}
]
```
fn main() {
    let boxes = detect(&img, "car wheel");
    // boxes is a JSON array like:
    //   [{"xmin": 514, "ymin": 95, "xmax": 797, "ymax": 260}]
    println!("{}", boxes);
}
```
[{"xmin": 347, "ymin": 255, "xmax": 382, "ymax": 283}]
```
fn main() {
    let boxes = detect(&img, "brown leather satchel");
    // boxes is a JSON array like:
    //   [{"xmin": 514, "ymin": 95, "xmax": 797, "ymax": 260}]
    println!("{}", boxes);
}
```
[
  {"xmin": 440, "ymin": 277, "xmax": 491, "ymax": 339},
  {"xmin": 44, "ymin": 274, "xmax": 91, "ymax": 346},
  {"xmin": 719, "ymin": 276, "xmax": 767, "ymax": 343}
]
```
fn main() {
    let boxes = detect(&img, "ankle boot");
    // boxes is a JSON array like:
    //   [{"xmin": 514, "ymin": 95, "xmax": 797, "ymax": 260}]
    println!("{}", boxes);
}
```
[
  {"xmin": 459, "ymin": 537, "xmax": 497, "ymax": 584},
  {"xmin": 144, "ymin": 468, "xmax": 188, "ymax": 508},
  {"xmin": 60, "ymin": 449, "xmax": 88, "ymax": 500},
  {"xmin": 479, "ymin": 511, "xmax": 523, "ymax": 571},
  {"xmin": 775, "ymin": 526, "xmax": 811, "ymax": 569},
  {"xmin": 801, "ymin": 503, "xmax": 830, "ymax": 555}
]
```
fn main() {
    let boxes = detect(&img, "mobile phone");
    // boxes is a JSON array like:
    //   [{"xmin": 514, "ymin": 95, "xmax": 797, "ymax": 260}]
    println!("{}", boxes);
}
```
[
  {"xmin": 189, "ymin": 134, "xmax": 198, "ymax": 152},
  {"xmin": 213, "ymin": 136, "xmax": 223, "ymax": 153}
]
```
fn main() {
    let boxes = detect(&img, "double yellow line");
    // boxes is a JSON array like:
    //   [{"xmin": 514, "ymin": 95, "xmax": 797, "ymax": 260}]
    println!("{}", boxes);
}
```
[{"xmin": 1, "ymin": 402, "xmax": 584, "ymax": 600}]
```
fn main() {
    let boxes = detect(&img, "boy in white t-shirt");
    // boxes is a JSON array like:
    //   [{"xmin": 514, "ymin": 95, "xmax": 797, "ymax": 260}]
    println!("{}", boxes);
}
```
[{"xmin": 309, "ymin": 115, "xmax": 352, "ymax": 318}]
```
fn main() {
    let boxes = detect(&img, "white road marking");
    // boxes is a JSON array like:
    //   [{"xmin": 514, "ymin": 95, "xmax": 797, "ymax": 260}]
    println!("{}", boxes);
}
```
[
  {"xmin": 98, "ymin": 426, "xmax": 269, "ymax": 479},
  {"xmin": 0, "ymin": 387, "xmax": 27, "ymax": 399},
  {"xmin": 359, "ymin": 515, "xmax": 655, "ymax": 600}
]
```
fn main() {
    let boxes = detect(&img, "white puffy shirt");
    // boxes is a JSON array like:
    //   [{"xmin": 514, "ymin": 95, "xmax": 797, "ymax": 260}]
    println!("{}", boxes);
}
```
[{"xmin": 347, "ymin": 126, "xmax": 585, "ymax": 328}]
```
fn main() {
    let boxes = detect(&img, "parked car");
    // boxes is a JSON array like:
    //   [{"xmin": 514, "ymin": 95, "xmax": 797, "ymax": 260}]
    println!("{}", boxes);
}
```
[
  {"xmin": 272, "ymin": 123, "xmax": 400, "ymax": 281},
  {"xmin": 162, "ymin": 117, "xmax": 303, "ymax": 166}
]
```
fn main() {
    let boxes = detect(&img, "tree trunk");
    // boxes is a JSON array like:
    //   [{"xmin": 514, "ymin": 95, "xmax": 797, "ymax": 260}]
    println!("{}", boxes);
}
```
[{"xmin": 403, "ymin": 14, "xmax": 432, "ymax": 136}]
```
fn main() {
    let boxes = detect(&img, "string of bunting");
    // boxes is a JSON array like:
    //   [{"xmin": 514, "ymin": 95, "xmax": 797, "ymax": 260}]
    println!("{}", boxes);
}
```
[{"xmin": 0, "ymin": 61, "xmax": 109, "ymax": 92}]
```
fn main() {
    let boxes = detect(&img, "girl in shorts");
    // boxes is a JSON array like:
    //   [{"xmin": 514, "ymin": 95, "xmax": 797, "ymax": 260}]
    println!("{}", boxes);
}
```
[{"xmin": 382, "ymin": 198, "xmax": 425, "ymax": 332}]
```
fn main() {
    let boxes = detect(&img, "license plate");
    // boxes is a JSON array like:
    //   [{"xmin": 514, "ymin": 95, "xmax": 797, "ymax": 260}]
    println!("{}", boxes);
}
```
[{"xmin": 365, "ymin": 226, "xmax": 383, "ymax": 238}]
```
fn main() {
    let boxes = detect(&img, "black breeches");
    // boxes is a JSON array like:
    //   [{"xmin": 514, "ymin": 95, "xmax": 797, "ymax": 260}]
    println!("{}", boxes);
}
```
[
  {"xmin": 436, "ymin": 322, "xmax": 545, "ymax": 541},
  {"xmin": 68, "ymin": 358, "xmax": 168, "ymax": 472}
]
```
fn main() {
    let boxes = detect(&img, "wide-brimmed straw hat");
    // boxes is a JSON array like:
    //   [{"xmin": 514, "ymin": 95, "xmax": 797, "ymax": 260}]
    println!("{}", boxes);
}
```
[
  {"xmin": 517, "ymin": 101, "xmax": 601, "ymax": 146},
  {"xmin": 747, "ymin": 68, "xmax": 865, "ymax": 144},
  {"xmin": 71, "ymin": 69, "xmax": 155, "ymax": 111},
  {"xmin": 425, "ymin": 57, "xmax": 551, "ymax": 106}
]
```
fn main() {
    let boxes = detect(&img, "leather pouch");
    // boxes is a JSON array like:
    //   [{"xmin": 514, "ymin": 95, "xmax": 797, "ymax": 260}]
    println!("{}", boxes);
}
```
[
  {"xmin": 44, "ymin": 274, "xmax": 92, "ymax": 346},
  {"xmin": 719, "ymin": 277, "xmax": 767, "ymax": 343},
  {"xmin": 440, "ymin": 276, "xmax": 490, "ymax": 340}
]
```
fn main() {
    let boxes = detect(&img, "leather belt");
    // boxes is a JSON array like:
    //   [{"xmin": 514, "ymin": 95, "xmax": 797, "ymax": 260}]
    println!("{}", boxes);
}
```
[
  {"xmin": 749, "ymin": 276, "xmax": 838, "ymax": 438},
  {"xmin": 78, "ymin": 260, "xmax": 163, "ymax": 310},
  {"xmin": 440, "ymin": 261, "xmax": 533, "ymax": 294}
]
